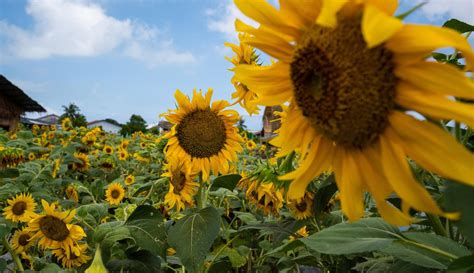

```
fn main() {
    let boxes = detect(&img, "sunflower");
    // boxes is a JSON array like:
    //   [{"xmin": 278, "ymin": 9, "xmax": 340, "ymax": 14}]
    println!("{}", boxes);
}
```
[
  {"xmin": 99, "ymin": 158, "xmax": 115, "ymax": 171},
  {"xmin": 163, "ymin": 156, "xmax": 199, "ymax": 211},
  {"xmin": 246, "ymin": 140, "xmax": 257, "ymax": 150},
  {"xmin": 3, "ymin": 193, "xmax": 37, "ymax": 223},
  {"xmin": 66, "ymin": 185, "xmax": 79, "ymax": 203},
  {"xmin": 27, "ymin": 152, "xmax": 36, "ymax": 161},
  {"xmin": 245, "ymin": 181, "xmax": 284, "ymax": 216},
  {"xmin": 72, "ymin": 153, "xmax": 90, "ymax": 172},
  {"xmin": 233, "ymin": 0, "xmax": 474, "ymax": 225},
  {"xmin": 61, "ymin": 117, "xmax": 73, "ymax": 131},
  {"xmin": 162, "ymin": 89, "xmax": 243, "ymax": 181},
  {"xmin": 118, "ymin": 149, "xmax": 128, "ymax": 161},
  {"xmin": 288, "ymin": 192, "xmax": 314, "ymax": 220},
  {"xmin": 120, "ymin": 140, "xmax": 130, "ymax": 150},
  {"xmin": 103, "ymin": 145, "xmax": 114, "ymax": 155},
  {"xmin": 124, "ymin": 175, "xmax": 135, "ymax": 186},
  {"xmin": 26, "ymin": 200, "xmax": 86, "ymax": 258},
  {"xmin": 225, "ymin": 33, "xmax": 260, "ymax": 115},
  {"xmin": 52, "ymin": 158, "xmax": 61, "ymax": 178},
  {"xmin": 52, "ymin": 243, "xmax": 91, "ymax": 269},
  {"xmin": 105, "ymin": 183, "xmax": 125, "ymax": 205},
  {"xmin": 10, "ymin": 228, "xmax": 34, "ymax": 253}
]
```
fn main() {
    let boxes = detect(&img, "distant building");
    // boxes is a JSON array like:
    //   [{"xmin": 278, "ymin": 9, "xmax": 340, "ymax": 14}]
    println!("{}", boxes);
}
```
[
  {"xmin": 87, "ymin": 120, "xmax": 121, "ymax": 134},
  {"xmin": 157, "ymin": 120, "xmax": 172, "ymax": 133},
  {"xmin": 36, "ymin": 114, "xmax": 60, "ymax": 125},
  {"xmin": 262, "ymin": 106, "xmax": 282, "ymax": 140},
  {"xmin": 0, "ymin": 75, "xmax": 46, "ymax": 131}
]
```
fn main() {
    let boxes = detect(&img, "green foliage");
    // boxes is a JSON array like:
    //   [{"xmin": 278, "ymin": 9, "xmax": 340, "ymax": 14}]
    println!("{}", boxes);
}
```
[
  {"xmin": 59, "ymin": 103, "xmax": 88, "ymax": 127},
  {"xmin": 443, "ymin": 19, "xmax": 474, "ymax": 33},
  {"xmin": 120, "ymin": 114, "xmax": 148, "ymax": 136}
]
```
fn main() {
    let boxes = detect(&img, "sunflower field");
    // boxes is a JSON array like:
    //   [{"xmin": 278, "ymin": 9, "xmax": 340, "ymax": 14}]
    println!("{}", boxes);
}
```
[{"xmin": 1, "ymin": 1, "xmax": 474, "ymax": 273}]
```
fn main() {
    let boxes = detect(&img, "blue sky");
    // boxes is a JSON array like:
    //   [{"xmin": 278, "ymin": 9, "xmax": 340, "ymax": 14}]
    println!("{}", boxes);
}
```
[{"xmin": 0, "ymin": 0, "xmax": 473, "ymax": 131}]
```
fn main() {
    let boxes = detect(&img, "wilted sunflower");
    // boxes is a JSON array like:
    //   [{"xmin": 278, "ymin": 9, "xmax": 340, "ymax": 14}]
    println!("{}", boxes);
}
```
[
  {"xmin": 52, "ymin": 243, "xmax": 91, "ymax": 269},
  {"xmin": 246, "ymin": 181, "xmax": 284, "ymax": 216},
  {"xmin": 3, "ymin": 193, "xmax": 37, "ymax": 223},
  {"xmin": 10, "ymin": 228, "xmax": 34, "ymax": 253},
  {"xmin": 288, "ymin": 192, "xmax": 314, "ymax": 220},
  {"xmin": 162, "ymin": 89, "xmax": 243, "ymax": 181},
  {"xmin": 225, "ymin": 33, "xmax": 260, "ymax": 115},
  {"xmin": 66, "ymin": 185, "xmax": 79, "ymax": 203},
  {"xmin": 124, "ymin": 175, "xmax": 135, "ymax": 186},
  {"xmin": 26, "ymin": 200, "xmax": 86, "ymax": 258},
  {"xmin": 233, "ymin": 0, "xmax": 474, "ymax": 225},
  {"xmin": 99, "ymin": 158, "xmax": 115, "ymax": 171},
  {"xmin": 163, "ymin": 156, "xmax": 199, "ymax": 211},
  {"xmin": 105, "ymin": 183, "xmax": 125, "ymax": 205},
  {"xmin": 103, "ymin": 145, "xmax": 114, "ymax": 155},
  {"xmin": 72, "ymin": 153, "xmax": 90, "ymax": 172}
]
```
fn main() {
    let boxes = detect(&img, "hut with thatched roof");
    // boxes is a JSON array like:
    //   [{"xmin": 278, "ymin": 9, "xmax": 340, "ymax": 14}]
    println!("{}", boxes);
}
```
[{"xmin": 0, "ymin": 75, "xmax": 46, "ymax": 131}]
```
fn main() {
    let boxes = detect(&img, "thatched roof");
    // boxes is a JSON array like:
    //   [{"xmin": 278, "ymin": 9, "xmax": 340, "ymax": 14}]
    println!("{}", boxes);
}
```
[{"xmin": 0, "ymin": 75, "xmax": 46, "ymax": 113}]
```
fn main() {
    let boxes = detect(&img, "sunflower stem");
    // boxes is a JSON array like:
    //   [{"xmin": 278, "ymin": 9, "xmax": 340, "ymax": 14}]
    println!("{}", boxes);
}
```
[
  {"xmin": 197, "ymin": 174, "xmax": 207, "ymax": 209},
  {"xmin": 427, "ymin": 214, "xmax": 447, "ymax": 237},
  {"xmin": 2, "ymin": 236, "xmax": 24, "ymax": 272}
]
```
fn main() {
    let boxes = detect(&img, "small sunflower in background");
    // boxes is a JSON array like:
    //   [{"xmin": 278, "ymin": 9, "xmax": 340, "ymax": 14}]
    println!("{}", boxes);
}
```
[
  {"xmin": 3, "ymin": 193, "xmax": 37, "ymax": 223},
  {"xmin": 99, "ymin": 158, "xmax": 115, "ymax": 171},
  {"xmin": 246, "ymin": 181, "xmax": 284, "ymax": 216},
  {"xmin": 27, "ymin": 152, "xmax": 36, "ymax": 161},
  {"xmin": 52, "ymin": 243, "xmax": 91, "ymax": 269},
  {"xmin": 66, "ymin": 185, "xmax": 79, "ymax": 203},
  {"xmin": 118, "ymin": 149, "xmax": 128, "ymax": 161},
  {"xmin": 163, "ymin": 156, "xmax": 199, "ymax": 212},
  {"xmin": 233, "ymin": 0, "xmax": 474, "ymax": 225},
  {"xmin": 72, "ymin": 153, "xmax": 90, "ymax": 172},
  {"xmin": 105, "ymin": 183, "xmax": 125, "ymax": 205},
  {"xmin": 26, "ymin": 200, "xmax": 86, "ymax": 258},
  {"xmin": 246, "ymin": 140, "xmax": 257, "ymax": 150},
  {"xmin": 124, "ymin": 175, "xmax": 135, "ymax": 186},
  {"xmin": 103, "ymin": 145, "xmax": 114, "ymax": 155},
  {"xmin": 120, "ymin": 140, "xmax": 130, "ymax": 150},
  {"xmin": 52, "ymin": 158, "xmax": 61, "ymax": 178},
  {"xmin": 10, "ymin": 228, "xmax": 34, "ymax": 253},
  {"xmin": 288, "ymin": 192, "xmax": 314, "ymax": 220},
  {"xmin": 61, "ymin": 118, "xmax": 73, "ymax": 131},
  {"xmin": 140, "ymin": 142, "xmax": 147, "ymax": 149},
  {"xmin": 162, "ymin": 89, "xmax": 243, "ymax": 181},
  {"xmin": 225, "ymin": 33, "xmax": 260, "ymax": 115}
]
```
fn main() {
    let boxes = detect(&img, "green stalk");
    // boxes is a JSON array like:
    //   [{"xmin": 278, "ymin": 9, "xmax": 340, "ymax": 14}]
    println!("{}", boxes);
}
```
[
  {"xmin": 427, "ymin": 214, "xmax": 447, "ymax": 237},
  {"xmin": 2, "ymin": 236, "xmax": 24, "ymax": 272}
]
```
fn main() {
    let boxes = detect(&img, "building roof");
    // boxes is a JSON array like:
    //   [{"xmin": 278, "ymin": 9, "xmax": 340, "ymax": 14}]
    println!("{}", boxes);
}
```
[
  {"xmin": 0, "ymin": 75, "xmax": 46, "ymax": 112},
  {"xmin": 87, "ymin": 120, "xmax": 121, "ymax": 127}
]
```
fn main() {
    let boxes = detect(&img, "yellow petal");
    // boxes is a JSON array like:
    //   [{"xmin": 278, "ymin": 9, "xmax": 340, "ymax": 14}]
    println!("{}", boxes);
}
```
[
  {"xmin": 234, "ymin": 0, "xmax": 301, "ymax": 39},
  {"xmin": 362, "ymin": 4, "xmax": 403, "ymax": 48},
  {"xmin": 279, "ymin": 0, "xmax": 322, "ymax": 28},
  {"xmin": 364, "ymin": 0, "xmax": 398, "ymax": 15},
  {"xmin": 379, "ymin": 129, "xmax": 443, "ymax": 215},
  {"xmin": 353, "ymin": 149, "xmax": 392, "ymax": 200},
  {"xmin": 316, "ymin": 0, "xmax": 348, "ymax": 28},
  {"xmin": 376, "ymin": 199, "xmax": 413, "ymax": 226},
  {"xmin": 396, "ymin": 83, "xmax": 474, "ymax": 129},
  {"xmin": 389, "ymin": 111, "xmax": 474, "ymax": 186},
  {"xmin": 386, "ymin": 25, "xmax": 474, "ymax": 70},
  {"xmin": 395, "ymin": 62, "xmax": 474, "ymax": 99}
]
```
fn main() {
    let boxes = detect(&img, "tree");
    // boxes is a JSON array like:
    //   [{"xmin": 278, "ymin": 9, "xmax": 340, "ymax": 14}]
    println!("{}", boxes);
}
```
[
  {"xmin": 120, "ymin": 114, "xmax": 147, "ymax": 136},
  {"xmin": 237, "ymin": 117, "xmax": 247, "ymax": 132},
  {"xmin": 60, "ymin": 103, "xmax": 87, "ymax": 127}
]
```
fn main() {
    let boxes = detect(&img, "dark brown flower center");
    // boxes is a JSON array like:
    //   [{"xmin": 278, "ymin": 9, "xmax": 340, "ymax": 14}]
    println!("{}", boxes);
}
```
[
  {"xmin": 18, "ymin": 233, "xmax": 31, "ymax": 246},
  {"xmin": 176, "ymin": 110, "xmax": 227, "ymax": 158},
  {"xmin": 296, "ymin": 201, "xmax": 307, "ymax": 212},
  {"xmin": 172, "ymin": 171, "xmax": 187, "ymax": 193},
  {"xmin": 12, "ymin": 201, "xmax": 27, "ymax": 215},
  {"xmin": 111, "ymin": 189, "xmax": 121, "ymax": 199},
  {"xmin": 290, "ymin": 15, "xmax": 397, "ymax": 149},
  {"xmin": 39, "ymin": 216, "xmax": 70, "ymax": 241}
]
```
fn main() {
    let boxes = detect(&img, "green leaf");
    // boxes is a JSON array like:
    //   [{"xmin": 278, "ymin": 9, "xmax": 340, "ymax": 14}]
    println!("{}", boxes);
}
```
[
  {"xmin": 77, "ymin": 203, "xmax": 108, "ymax": 226},
  {"xmin": 313, "ymin": 174, "xmax": 338, "ymax": 215},
  {"xmin": 403, "ymin": 232, "xmax": 470, "ymax": 258},
  {"xmin": 107, "ymin": 250, "xmax": 162, "ymax": 273},
  {"xmin": 382, "ymin": 240, "xmax": 449, "ymax": 269},
  {"xmin": 168, "ymin": 206, "xmax": 220, "ymax": 273},
  {"xmin": 0, "ymin": 168, "xmax": 19, "ymax": 178},
  {"xmin": 220, "ymin": 246, "xmax": 247, "ymax": 268},
  {"xmin": 210, "ymin": 174, "xmax": 242, "ymax": 191},
  {"xmin": 300, "ymin": 218, "xmax": 400, "ymax": 255},
  {"xmin": 40, "ymin": 263, "xmax": 67, "ymax": 273},
  {"xmin": 444, "ymin": 180, "xmax": 474, "ymax": 245},
  {"xmin": 447, "ymin": 255, "xmax": 474, "ymax": 273},
  {"xmin": 124, "ymin": 205, "xmax": 167, "ymax": 259},
  {"xmin": 396, "ymin": 2, "xmax": 426, "ymax": 19},
  {"xmin": 0, "ymin": 259, "xmax": 6, "ymax": 273},
  {"xmin": 443, "ymin": 19, "xmax": 474, "ymax": 33},
  {"xmin": 389, "ymin": 260, "xmax": 436, "ymax": 273}
]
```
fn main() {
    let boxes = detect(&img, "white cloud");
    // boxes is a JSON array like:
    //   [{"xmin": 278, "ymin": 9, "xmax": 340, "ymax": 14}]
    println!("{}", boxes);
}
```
[
  {"xmin": 206, "ymin": 0, "xmax": 258, "ymax": 39},
  {"xmin": 416, "ymin": 0, "xmax": 474, "ymax": 24},
  {"xmin": 0, "ymin": 0, "xmax": 195, "ymax": 66}
]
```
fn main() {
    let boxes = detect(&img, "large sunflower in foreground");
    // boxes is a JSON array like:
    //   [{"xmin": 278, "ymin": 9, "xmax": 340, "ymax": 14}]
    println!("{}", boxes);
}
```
[
  {"xmin": 225, "ymin": 33, "xmax": 260, "ymax": 115},
  {"xmin": 162, "ymin": 89, "xmax": 243, "ymax": 181},
  {"xmin": 3, "ymin": 193, "xmax": 37, "ymax": 223},
  {"xmin": 233, "ymin": 0, "xmax": 474, "ymax": 225},
  {"xmin": 26, "ymin": 200, "xmax": 86, "ymax": 258},
  {"xmin": 163, "ymin": 156, "xmax": 199, "ymax": 211}
]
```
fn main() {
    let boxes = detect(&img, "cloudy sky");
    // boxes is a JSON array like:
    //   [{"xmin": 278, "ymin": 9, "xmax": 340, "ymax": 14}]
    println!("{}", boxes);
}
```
[{"xmin": 1, "ymin": 0, "xmax": 473, "ymax": 130}]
